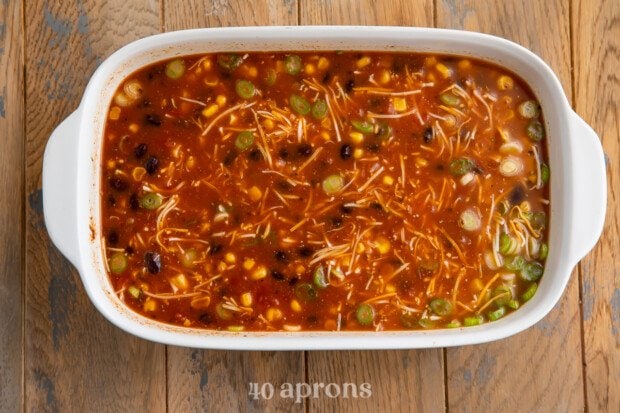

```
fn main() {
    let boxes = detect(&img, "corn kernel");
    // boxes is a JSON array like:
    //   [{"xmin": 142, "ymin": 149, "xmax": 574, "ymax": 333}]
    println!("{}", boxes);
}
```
[
  {"xmin": 353, "ymin": 148, "xmax": 363, "ymax": 159},
  {"xmin": 183, "ymin": 319, "xmax": 191, "ymax": 327},
  {"xmin": 356, "ymin": 243, "xmax": 366, "ymax": 253},
  {"xmin": 436, "ymin": 63, "xmax": 452, "ymax": 78},
  {"xmin": 107, "ymin": 160, "xmax": 116, "ymax": 169},
  {"xmin": 290, "ymin": 299, "xmax": 302, "ymax": 312},
  {"xmin": 427, "ymin": 73, "xmax": 436, "ymax": 82},
  {"xmin": 321, "ymin": 131, "xmax": 331, "ymax": 141},
  {"xmin": 295, "ymin": 265, "xmax": 305, "ymax": 275},
  {"xmin": 385, "ymin": 283, "xmax": 396, "ymax": 293},
  {"xmin": 472, "ymin": 278, "xmax": 484, "ymax": 291},
  {"xmin": 132, "ymin": 167, "xmax": 146, "ymax": 182},
  {"xmin": 356, "ymin": 56, "xmax": 371, "ymax": 69},
  {"xmin": 305, "ymin": 64, "xmax": 316, "ymax": 75},
  {"xmin": 251, "ymin": 265, "xmax": 267, "ymax": 280},
  {"xmin": 128, "ymin": 123, "xmax": 139, "ymax": 133},
  {"xmin": 263, "ymin": 119, "xmax": 274, "ymax": 130},
  {"xmin": 202, "ymin": 59, "xmax": 212, "ymax": 70},
  {"xmin": 143, "ymin": 298, "xmax": 157, "ymax": 312},
  {"xmin": 170, "ymin": 273, "xmax": 189, "ymax": 291},
  {"xmin": 202, "ymin": 104, "xmax": 219, "ymax": 118},
  {"xmin": 240, "ymin": 292, "xmax": 253, "ymax": 307},
  {"xmin": 350, "ymin": 131, "xmax": 364, "ymax": 144},
  {"xmin": 376, "ymin": 236, "xmax": 391, "ymax": 254},
  {"xmin": 458, "ymin": 59, "xmax": 471, "ymax": 70},
  {"xmin": 109, "ymin": 106, "xmax": 121, "ymax": 120},
  {"xmin": 497, "ymin": 75, "xmax": 514, "ymax": 91},
  {"xmin": 393, "ymin": 97, "xmax": 407, "ymax": 112},
  {"xmin": 224, "ymin": 252, "xmax": 236, "ymax": 264},
  {"xmin": 318, "ymin": 57, "xmax": 330, "ymax": 70},
  {"xmin": 243, "ymin": 258, "xmax": 256, "ymax": 270},
  {"xmin": 186, "ymin": 156, "xmax": 196, "ymax": 169},
  {"xmin": 383, "ymin": 175, "xmax": 394, "ymax": 186},
  {"xmin": 415, "ymin": 157, "xmax": 428, "ymax": 168},
  {"xmin": 217, "ymin": 261, "xmax": 227, "ymax": 272},
  {"xmin": 379, "ymin": 70, "xmax": 391, "ymax": 85},
  {"xmin": 266, "ymin": 307, "xmax": 283, "ymax": 321},
  {"xmin": 248, "ymin": 66, "xmax": 258, "ymax": 77},
  {"xmin": 216, "ymin": 95, "xmax": 227, "ymax": 106},
  {"xmin": 248, "ymin": 186, "xmax": 263, "ymax": 202}
]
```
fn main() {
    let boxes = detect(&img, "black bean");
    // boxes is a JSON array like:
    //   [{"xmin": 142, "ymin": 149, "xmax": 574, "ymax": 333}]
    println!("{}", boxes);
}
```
[
  {"xmin": 199, "ymin": 312, "xmax": 214, "ymax": 325},
  {"xmin": 134, "ymin": 143, "xmax": 148, "ymax": 159},
  {"xmin": 129, "ymin": 193, "xmax": 139, "ymax": 210},
  {"xmin": 248, "ymin": 149, "xmax": 263, "ymax": 161},
  {"xmin": 274, "ymin": 250, "xmax": 289, "ymax": 263},
  {"xmin": 144, "ymin": 251, "xmax": 162, "ymax": 274},
  {"xmin": 322, "ymin": 72, "xmax": 332, "ymax": 84},
  {"xmin": 340, "ymin": 144, "xmax": 352, "ymax": 160},
  {"xmin": 109, "ymin": 177, "xmax": 128, "ymax": 191},
  {"xmin": 145, "ymin": 156, "xmax": 159, "ymax": 174},
  {"xmin": 288, "ymin": 277, "xmax": 299, "ymax": 286},
  {"xmin": 279, "ymin": 147, "xmax": 289, "ymax": 160},
  {"xmin": 297, "ymin": 144, "xmax": 313, "ymax": 157},
  {"xmin": 297, "ymin": 246, "xmax": 314, "ymax": 257},
  {"xmin": 271, "ymin": 270, "xmax": 286, "ymax": 281},
  {"xmin": 107, "ymin": 230, "xmax": 119, "ymax": 245},
  {"xmin": 370, "ymin": 202, "xmax": 383, "ymax": 211},
  {"xmin": 125, "ymin": 246, "xmax": 134, "ymax": 255},
  {"xmin": 222, "ymin": 151, "xmax": 237, "ymax": 167},
  {"xmin": 340, "ymin": 204, "xmax": 353, "ymax": 215},
  {"xmin": 145, "ymin": 114, "xmax": 161, "ymax": 126},
  {"xmin": 509, "ymin": 185, "xmax": 526, "ymax": 205},
  {"xmin": 344, "ymin": 79, "xmax": 355, "ymax": 93},
  {"xmin": 423, "ymin": 127, "xmax": 433, "ymax": 143},
  {"xmin": 210, "ymin": 244, "xmax": 223, "ymax": 255},
  {"xmin": 330, "ymin": 216, "xmax": 343, "ymax": 228}
]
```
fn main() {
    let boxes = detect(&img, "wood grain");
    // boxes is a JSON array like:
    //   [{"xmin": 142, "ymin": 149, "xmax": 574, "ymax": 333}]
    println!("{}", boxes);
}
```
[
  {"xmin": 300, "ymin": 2, "xmax": 446, "ymax": 412},
  {"xmin": 437, "ymin": 1, "xmax": 585, "ymax": 411},
  {"xmin": 163, "ymin": 2, "xmax": 305, "ymax": 412},
  {"xmin": 573, "ymin": 0, "xmax": 620, "ymax": 411},
  {"xmin": 0, "ymin": 1, "xmax": 23, "ymax": 412},
  {"xmin": 24, "ymin": 1, "xmax": 166, "ymax": 411}
]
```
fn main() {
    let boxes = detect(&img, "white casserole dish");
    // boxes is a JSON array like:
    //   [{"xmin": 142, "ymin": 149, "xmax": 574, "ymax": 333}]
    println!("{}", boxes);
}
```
[{"xmin": 42, "ymin": 26, "xmax": 606, "ymax": 350}]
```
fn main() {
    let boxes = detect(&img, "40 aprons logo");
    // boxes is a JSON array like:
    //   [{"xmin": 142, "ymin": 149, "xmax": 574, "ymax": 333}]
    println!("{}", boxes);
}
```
[{"xmin": 249, "ymin": 382, "xmax": 372, "ymax": 402}]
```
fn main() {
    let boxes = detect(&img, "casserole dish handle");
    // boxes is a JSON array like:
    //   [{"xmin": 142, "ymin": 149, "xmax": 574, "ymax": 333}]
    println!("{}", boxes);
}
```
[
  {"xmin": 43, "ymin": 111, "xmax": 81, "ymax": 270},
  {"xmin": 569, "ymin": 112, "xmax": 607, "ymax": 262}
]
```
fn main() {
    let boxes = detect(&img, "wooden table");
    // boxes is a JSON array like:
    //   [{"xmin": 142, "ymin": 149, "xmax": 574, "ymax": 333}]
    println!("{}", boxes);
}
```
[{"xmin": 1, "ymin": 1, "xmax": 617, "ymax": 411}]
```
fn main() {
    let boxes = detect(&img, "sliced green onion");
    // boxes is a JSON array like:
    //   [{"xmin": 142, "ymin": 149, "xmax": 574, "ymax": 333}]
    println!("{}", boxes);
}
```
[
  {"xmin": 109, "ymin": 253, "xmax": 128, "ymax": 274},
  {"xmin": 528, "ymin": 211, "xmax": 547, "ymax": 230},
  {"xmin": 217, "ymin": 54, "xmax": 242, "ymax": 71},
  {"xmin": 491, "ymin": 285, "xmax": 513, "ymax": 306},
  {"xmin": 459, "ymin": 208, "xmax": 481, "ymax": 232},
  {"xmin": 139, "ymin": 193, "xmax": 163, "ymax": 210},
  {"xmin": 541, "ymin": 163, "xmax": 550, "ymax": 184},
  {"xmin": 311, "ymin": 99, "xmax": 328, "ymax": 119},
  {"xmin": 520, "ymin": 261, "xmax": 544, "ymax": 281},
  {"xmin": 463, "ymin": 315, "xmax": 484, "ymax": 327},
  {"xmin": 127, "ymin": 286, "xmax": 141, "ymax": 299},
  {"xmin": 526, "ymin": 120, "xmax": 545, "ymax": 141},
  {"xmin": 504, "ymin": 255, "xmax": 526, "ymax": 271},
  {"xmin": 165, "ymin": 59, "xmax": 185, "ymax": 79},
  {"xmin": 499, "ymin": 233, "xmax": 519, "ymax": 255},
  {"xmin": 508, "ymin": 299, "xmax": 520, "ymax": 310},
  {"xmin": 521, "ymin": 283, "xmax": 538, "ymax": 302},
  {"xmin": 430, "ymin": 298, "xmax": 453, "ymax": 316},
  {"xmin": 539, "ymin": 243, "xmax": 549, "ymax": 260},
  {"xmin": 181, "ymin": 248, "xmax": 197, "ymax": 268},
  {"xmin": 400, "ymin": 313, "xmax": 417, "ymax": 329},
  {"xmin": 322, "ymin": 174, "xmax": 344, "ymax": 195},
  {"xmin": 499, "ymin": 156, "xmax": 524, "ymax": 177},
  {"xmin": 295, "ymin": 283, "xmax": 318, "ymax": 301},
  {"xmin": 235, "ymin": 80, "xmax": 255, "ymax": 99},
  {"xmin": 234, "ymin": 131, "xmax": 255, "ymax": 151},
  {"xmin": 264, "ymin": 68, "xmax": 277, "ymax": 86},
  {"xmin": 518, "ymin": 100, "xmax": 540, "ymax": 119},
  {"xmin": 487, "ymin": 306, "xmax": 506, "ymax": 321},
  {"xmin": 285, "ymin": 55, "xmax": 302, "ymax": 75},
  {"xmin": 449, "ymin": 158, "xmax": 475, "ymax": 176},
  {"xmin": 446, "ymin": 320, "xmax": 461, "ymax": 328},
  {"xmin": 351, "ymin": 119, "xmax": 374, "ymax": 134},
  {"xmin": 356, "ymin": 303, "xmax": 375, "ymax": 326},
  {"xmin": 439, "ymin": 92, "xmax": 460, "ymax": 106},
  {"xmin": 418, "ymin": 319, "xmax": 436, "ymax": 329},
  {"xmin": 313, "ymin": 266, "xmax": 328, "ymax": 289},
  {"xmin": 216, "ymin": 302, "xmax": 233, "ymax": 320},
  {"xmin": 289, "ymin": 94, "xmax": 311, "ymax": 115}
]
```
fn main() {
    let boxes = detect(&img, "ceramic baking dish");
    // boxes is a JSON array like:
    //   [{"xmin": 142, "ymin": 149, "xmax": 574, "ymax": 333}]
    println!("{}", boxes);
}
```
[{"xmin": 42, "ymin": 26, "xmax": 606, "ymax": 350}]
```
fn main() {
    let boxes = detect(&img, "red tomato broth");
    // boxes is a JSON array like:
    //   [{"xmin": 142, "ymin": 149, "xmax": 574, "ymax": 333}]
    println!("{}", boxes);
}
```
[{"xmin": 101, "ymin": 51, "xmax": 549, "ymax": 332}]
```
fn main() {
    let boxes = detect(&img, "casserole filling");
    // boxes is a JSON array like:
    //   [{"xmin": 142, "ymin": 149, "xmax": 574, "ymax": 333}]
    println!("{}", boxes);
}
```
[{"xmin": 101, "ymin": 52, "xmax": 549, "ymax": 331}]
